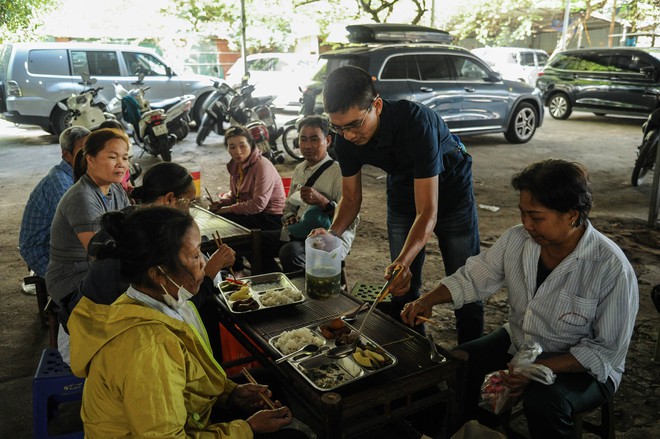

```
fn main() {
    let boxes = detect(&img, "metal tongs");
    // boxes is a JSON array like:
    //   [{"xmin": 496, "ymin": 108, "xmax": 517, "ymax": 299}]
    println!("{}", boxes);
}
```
[{"xmin": 325, "ymin": 265, "xmax": 405, "ymax": 359}]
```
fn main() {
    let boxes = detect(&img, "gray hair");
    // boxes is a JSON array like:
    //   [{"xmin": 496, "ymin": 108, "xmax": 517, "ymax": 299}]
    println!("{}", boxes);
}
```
[{"xmin": 59, "ymin": 126, "xmax": 91, "ymax": 153}]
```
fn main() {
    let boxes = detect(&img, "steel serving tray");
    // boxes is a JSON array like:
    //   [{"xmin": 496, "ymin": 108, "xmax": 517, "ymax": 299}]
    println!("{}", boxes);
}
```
[
  {"xmin": 217, "ymin": 272, "xmax": 305, "ymax": 314},
  {"xmin": 268, "ymin": 320, "xmax": 397, "ymax": 391}
]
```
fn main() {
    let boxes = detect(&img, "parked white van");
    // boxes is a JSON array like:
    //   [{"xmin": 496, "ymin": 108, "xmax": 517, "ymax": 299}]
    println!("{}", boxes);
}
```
[
  {"xmin": 0, "ymin": 42, "xmax": 224, "ymax": 134},
  {"xmin": 471, "ymin": 47, "xmax": 549, "ymax": 86}
]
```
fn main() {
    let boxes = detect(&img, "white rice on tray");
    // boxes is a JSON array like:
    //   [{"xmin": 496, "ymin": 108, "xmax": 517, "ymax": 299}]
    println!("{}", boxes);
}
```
[
  {"xmin": 259, "ymin": 287, "xmax": 303, "ymax": 307},
  {"xmin": 273, "ymin": 328, "xmax": 324, "ymax": 355}
]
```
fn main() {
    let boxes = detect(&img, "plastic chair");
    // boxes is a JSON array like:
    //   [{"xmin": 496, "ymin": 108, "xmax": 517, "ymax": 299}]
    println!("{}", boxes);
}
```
[
  {"xmin": 281, "ymin": 177, "xmax": 292, "ymax": 196},
  {"xmin": 32, "ymin": 349, "xmax": 84, "ymax": 439}
]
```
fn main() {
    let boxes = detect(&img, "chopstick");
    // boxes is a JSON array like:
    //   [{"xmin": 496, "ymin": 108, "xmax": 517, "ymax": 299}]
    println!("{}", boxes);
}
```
[
  {"xmin": 241, "ymin": 368, "xmax": 276, "ymax": 409},
  {"xmin": 212, "ymin": 231, "xmax": 238, "ymax": 281},
  {"xmin": 204, "ymin": 187, "xmax": 215, "ymax": 202},
  {"xmin": 415, "ymin": 315, "xmax": 441, "ymax": 327}
]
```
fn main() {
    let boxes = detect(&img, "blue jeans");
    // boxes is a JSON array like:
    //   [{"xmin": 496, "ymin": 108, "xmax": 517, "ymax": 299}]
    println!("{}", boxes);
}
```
[{"xmin": 387, "ymin": 175, "xmax": 483, "ymax": 344}]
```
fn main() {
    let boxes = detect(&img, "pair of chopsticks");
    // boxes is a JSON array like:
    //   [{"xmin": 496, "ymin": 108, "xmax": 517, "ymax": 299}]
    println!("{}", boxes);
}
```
[
  {"xmin": 212, "ymin": 231, "xmax": 238, "ymax": 281},
  {"xmin": 241, "ymin": 368, "xmax": 276, "ymax": 409}
]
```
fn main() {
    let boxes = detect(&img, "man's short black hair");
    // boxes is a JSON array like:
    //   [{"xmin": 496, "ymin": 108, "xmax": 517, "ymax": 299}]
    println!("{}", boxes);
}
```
[
  {"xmin": 298, "ymin": 115, "xmax": 330, "ymax": 137},
  {"xmin": 323, "ymin": 66, "xmax": 377, "ymax": 114}
]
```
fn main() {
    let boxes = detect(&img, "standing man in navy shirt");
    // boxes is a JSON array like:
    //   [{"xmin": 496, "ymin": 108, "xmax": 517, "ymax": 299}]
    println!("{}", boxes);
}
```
[{"xmin": 322, "ymin": 66, "xmax": 482, "ymax": 343}]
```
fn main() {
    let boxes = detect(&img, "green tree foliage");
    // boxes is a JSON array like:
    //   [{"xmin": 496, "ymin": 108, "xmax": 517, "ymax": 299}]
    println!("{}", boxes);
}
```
[
  {"xmin": 447, "ymin": 0, "xmax": 548, "ymax": 46},
  {"xmin": 163, "ymin": 0, "xmax": 431, "ymax": 52},
  {"xmin": 0, "ymin": 0, "xmax": 61, "ymax": 42}
]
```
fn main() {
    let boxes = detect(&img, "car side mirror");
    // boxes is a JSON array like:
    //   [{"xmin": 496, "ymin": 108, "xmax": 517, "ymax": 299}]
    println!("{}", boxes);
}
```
[
  {"xmin": 641, "ymin": 66, "xmax": 660, "ymax": 82},
  {"xmin": 166, "ymin": 66, "xmax": 172, "ymax": 77},
  {"xmin": 487, "ymin": 71, "xmax": 502, "ymax": 82}
]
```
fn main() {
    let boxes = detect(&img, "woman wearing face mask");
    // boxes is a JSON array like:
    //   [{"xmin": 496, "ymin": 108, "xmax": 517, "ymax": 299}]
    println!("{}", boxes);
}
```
[
  {"xmin": 209, "ymin": 126, "xmax": 286, "ymax": 231},
  {"xmin": 68, "ymin": 207, "xmax": 297, "ymax": 438},
  {"xmin": 77, "ymin": 162, "xmax": 235, "ymax": 358}
]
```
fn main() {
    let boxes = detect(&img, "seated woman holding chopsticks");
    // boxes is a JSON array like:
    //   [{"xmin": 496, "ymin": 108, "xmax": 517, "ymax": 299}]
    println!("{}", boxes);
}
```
[
  {"xmin": 69, "ymin": 207, "xmax": 302, "ymax": 438},
  {"xmin": 62, "ymin": 162, "xmax": 235, "ymax": 359},
  {"xmin": 209, "ymin": 126, "xmax": 286, "ymax": 231}
]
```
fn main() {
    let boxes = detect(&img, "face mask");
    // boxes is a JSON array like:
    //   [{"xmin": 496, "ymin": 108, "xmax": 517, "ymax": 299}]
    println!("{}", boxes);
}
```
[{"xmin": 158, "ymin": 267, "xmax": 194, "ymax": 311}]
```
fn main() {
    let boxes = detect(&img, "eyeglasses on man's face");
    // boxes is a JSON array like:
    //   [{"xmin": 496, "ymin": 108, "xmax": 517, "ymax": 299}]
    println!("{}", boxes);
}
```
[{"xmin": 329, "ymin": 95, "xmax": 378, "ymax": 135}]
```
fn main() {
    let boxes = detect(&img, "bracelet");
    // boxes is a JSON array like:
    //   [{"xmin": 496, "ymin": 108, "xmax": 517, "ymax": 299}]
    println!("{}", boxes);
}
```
[{"xmin": 328, "ymin": 229, "xmax": 340, "ymax": 237}]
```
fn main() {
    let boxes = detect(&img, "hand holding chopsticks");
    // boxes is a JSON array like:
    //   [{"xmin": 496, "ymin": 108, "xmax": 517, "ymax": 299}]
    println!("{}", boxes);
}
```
[
  {"xmin": 241, "ymin": 368, "xmax": 276, "ymax": 410},
  {"xmin": 212, "ymin": 231, "xmax": 238, "ymax": 281}
]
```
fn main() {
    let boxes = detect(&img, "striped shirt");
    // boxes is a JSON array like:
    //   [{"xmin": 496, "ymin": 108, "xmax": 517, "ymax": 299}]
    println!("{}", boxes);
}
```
[
  {"xmin": 443, "ymin": 222, "xmax": 638, "ymax": 390},
  {"xmin": 283, "ymin": 154, "xmax": 358, "ymax": 259}
]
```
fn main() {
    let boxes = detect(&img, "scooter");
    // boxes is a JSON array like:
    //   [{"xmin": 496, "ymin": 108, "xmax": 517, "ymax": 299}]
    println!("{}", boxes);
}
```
[
  {"xmin": 281, "ymin": 85, "xmax": 324, "ymax": 161},
  {"xmin": 631, "ymin": 94, "xmax": 660, "ymax": 187},
  {"xmin": 57, "ymin": 73, "xmax": 116, "ymax": 130},
  {"xmin": 197, "ymin": 75, "xmax": 285, "ymax": 164},
  {"xmin": 117, "ymin": 83, "xmax": 176, "ymax": 162}
]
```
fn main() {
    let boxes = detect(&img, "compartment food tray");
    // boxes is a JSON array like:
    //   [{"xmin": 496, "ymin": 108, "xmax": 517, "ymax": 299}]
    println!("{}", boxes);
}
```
[
  {"xmin": 217, "ymin": 272, "xmax": 304, "ymax": 314},
  {"xmin": 268, "ymin": 321, "xmax": 397, "ymax": 391}
]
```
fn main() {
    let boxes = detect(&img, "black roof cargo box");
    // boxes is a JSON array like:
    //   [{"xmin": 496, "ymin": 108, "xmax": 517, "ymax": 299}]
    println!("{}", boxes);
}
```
[{"xmin": 346, "ymin": 23, "xmax": 453, "ymax": 44}]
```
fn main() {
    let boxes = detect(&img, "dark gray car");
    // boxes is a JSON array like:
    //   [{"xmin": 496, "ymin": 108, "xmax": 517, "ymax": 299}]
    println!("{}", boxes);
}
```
[
  {"xmin": 307, "ymin": 42, "xmax": 544, "ymax": 143},
  {"xmin": 536, "ymin": 47, "xmax": 660, "ymax": 120}
]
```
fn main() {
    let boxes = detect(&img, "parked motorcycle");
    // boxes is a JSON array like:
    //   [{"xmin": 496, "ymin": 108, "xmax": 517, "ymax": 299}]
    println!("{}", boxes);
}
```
[
  {"xmin": 115, "ymin": 83, "xmax": 176, "ymax": 162},
  {"xmin": 631, "ymin": 96, "xmax": 660, "ymax": 187},
  {"xmin": 196, "ymin": 75, "xmax": 286, "ymax": 164},
  {"xmin": 281, "ymin": 85, "xmax": 324, "ymax": 161},
  {"xmin": 57, "ymin": 73, "xmax": 116, "ymax": 130}
]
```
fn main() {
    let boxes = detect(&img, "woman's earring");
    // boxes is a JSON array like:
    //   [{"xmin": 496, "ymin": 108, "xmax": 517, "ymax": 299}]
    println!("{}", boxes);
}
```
[{"xmin": 570, "ymin": 221, "xmax": 576, "ymax": 227}]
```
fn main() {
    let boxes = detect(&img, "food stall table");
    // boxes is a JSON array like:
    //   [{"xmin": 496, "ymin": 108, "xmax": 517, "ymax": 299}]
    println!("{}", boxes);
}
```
[
  {"xmin": 214, "ymin": 279, "xmax": 464, "ymax": 438},
  {"xmin": 190, "ymin": 206, "xmax": 262, "ymax": 274}
]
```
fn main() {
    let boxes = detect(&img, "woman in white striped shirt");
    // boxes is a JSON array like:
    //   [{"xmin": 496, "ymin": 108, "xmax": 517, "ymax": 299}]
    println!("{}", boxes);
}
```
[{"xmin": 401, "ymin": 159, "xmax": 639, "ymax": 438}]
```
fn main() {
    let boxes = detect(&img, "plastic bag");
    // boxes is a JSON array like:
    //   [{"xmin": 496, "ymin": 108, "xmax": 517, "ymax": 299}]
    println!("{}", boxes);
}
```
[{"xmin": 479, "ymin": 342, "xmax": 556, "ymax": 414}]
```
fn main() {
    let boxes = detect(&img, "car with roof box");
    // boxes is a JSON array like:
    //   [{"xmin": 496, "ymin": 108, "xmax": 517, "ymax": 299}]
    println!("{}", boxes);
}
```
[{"xmin": 302, "ymin": 23, "xmax": 544, "ymax": 144}]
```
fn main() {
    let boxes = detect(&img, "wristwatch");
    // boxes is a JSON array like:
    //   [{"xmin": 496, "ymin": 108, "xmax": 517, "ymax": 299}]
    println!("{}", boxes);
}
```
[{"xmin": 323, "ymin": 200, "xmax": 337, "ymax": 212}]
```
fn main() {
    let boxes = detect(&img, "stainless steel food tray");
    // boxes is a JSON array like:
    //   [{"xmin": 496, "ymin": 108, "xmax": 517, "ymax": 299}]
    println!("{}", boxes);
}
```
[
  {"xmin": 217, "ymin": 272, "xmax": 304, "ymax": 314},
  {"xmin": 268, "ymin": 321, "xmax": 397, "ymax": 391}
]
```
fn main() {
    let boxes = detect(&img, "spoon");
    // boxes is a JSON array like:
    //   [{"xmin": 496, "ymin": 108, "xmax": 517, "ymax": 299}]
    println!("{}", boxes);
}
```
[
  {"xmin": 340, "ymin": 302, "xmax": 369, "ymax": 322},
  {"xmin": 275, "ymin": 344, "xmax": 320, "ymax": 364},
  {"xmin": 326, "ymin": 265, "xmax": 405, "ymax": 360},
  {"xmin": 426, "ymin": 333, "xmax": 446, "ymax": 364}
]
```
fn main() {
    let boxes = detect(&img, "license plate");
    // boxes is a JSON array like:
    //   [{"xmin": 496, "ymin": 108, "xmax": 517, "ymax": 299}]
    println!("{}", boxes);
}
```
[{"xmin": 152, "ymin": 123, "xmax": 168, "ymax": 136}]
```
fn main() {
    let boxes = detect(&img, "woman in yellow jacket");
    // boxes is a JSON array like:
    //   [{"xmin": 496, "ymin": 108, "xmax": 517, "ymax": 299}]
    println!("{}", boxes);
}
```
[{"xmin": 68, "ymin": 207, "xmax": 296, "ymax": 438}]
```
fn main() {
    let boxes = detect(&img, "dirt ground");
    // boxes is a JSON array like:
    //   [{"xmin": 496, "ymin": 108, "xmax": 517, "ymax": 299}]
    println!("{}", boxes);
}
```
[{"xmin": 0, "ymin": 112, "xmax": 658, "ymax": 438}]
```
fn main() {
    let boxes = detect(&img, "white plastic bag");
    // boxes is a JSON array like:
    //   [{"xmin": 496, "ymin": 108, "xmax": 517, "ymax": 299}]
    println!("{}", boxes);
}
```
[{"xmin": 479, "ymin": 342, "xmax": 556, "ymax": 414}]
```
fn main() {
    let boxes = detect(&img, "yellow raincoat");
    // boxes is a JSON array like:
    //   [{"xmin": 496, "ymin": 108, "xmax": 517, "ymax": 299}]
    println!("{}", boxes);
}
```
[{"xmin": 69, "ymin": 294, "xmax": 253, "ymax": 438}]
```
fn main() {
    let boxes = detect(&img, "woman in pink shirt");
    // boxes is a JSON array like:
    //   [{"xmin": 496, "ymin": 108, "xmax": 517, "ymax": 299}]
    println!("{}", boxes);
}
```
[{"xmin": 210, "ymin": 126, "xmax": 285, "ymax": 230}]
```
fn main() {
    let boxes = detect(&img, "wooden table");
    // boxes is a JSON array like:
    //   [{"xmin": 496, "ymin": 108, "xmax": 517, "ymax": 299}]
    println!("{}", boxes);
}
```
[
  {"xmin": 214, "ymin": 278, "xmax": 464, "ymax": 438},
  {"xmin": 190, "ymin": 206, "xmax": 263, "ymax": 274}
]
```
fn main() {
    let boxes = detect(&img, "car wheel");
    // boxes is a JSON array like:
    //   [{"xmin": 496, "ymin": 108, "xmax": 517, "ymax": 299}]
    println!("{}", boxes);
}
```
[
  {"xmin": 504, "ymin": 103, "xmax": 537, "ymax": 144},
  {"xmin": 50, "ymin": 105, "xmax": 72, "ymax": 135},
  {"xmin": 548, "ymin": 93, "xmax": 572, "ymax": 120}
]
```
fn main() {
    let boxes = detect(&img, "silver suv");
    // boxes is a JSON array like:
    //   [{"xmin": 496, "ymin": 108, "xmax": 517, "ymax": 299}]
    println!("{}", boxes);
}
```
[{"xmin": 0, "ymin": 42, "xmax": 224, "ymax": 134}]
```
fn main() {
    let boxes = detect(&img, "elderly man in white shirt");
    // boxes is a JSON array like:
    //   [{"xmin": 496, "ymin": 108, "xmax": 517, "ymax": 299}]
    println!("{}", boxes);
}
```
[
  {"xmin": 401, "ymin": 159, "xmax": 638, "ymax": 439},
  {"xmin": 259, "ymin": 116, "xmax": 358, "ymax": 273}
]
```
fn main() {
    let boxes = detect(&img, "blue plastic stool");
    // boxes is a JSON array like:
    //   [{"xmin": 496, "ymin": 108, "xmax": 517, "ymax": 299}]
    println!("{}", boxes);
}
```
[{"xmin": 32, "ymin": 348, "xmax": 85, "ymax": 439}]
